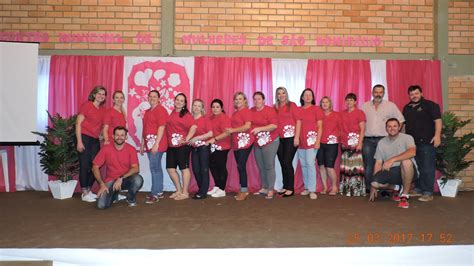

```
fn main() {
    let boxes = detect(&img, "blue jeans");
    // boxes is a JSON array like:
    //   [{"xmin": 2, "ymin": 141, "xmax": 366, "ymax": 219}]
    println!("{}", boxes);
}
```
[
  {"xmin": 192, "ymin": 145, "xmax": 210, "ymax": 197},
  {"xmin": 97, "ymin": 174, "xmax": 144, "ymax": 209},
  {"xmin": 147, "ymin": 151, "xmax": 164, "ymax": 196},
  {"xmin": 297, "ymin": 148, "xmax": 318, "ymax": 192},
  {"xmin": 362, "ymin": 137, "xmax": 383, "ymax": 188},
  {"xmin": 414, "ymin": 143, "xmax": 436, "ymax": 195}
]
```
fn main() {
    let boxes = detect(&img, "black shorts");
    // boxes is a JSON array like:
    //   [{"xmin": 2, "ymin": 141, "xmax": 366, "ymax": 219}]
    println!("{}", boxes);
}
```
[
  {"xmin": 166, "ymin": 145, "xmax": 191, "ymax": 169},
  {"xmin": 372, "ymin": 164, "xmax": 418, "ymax": 185},
  {"xmin": 316, "ymin": 143, "xmax": 339, "ymax": 168}
]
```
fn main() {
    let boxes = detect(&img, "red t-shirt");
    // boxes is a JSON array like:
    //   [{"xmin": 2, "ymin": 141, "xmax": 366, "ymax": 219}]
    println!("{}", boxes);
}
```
[
  {"xmin": 209, "ymin": 113, "xmax": 232, "ymax": 152},
  {"xmin": 276, "ymin": 101, "xmax": 301, "ymax": 139},
  {"xmin": 320, "ymin": 111, "xmax": 341, "ymax": 144},
  {"xmin": 166, "ymin": 111, "xmax": 196, "ymax": 147},
  {"xmin": 103, "ymin": 107, "xmax": 126, "ymax": 141},
  {"xmin": 340, "ymin": 108, "xmax": 366, "ymax": 148},
  {"xmin": 93, "ymin": 143, "xmax": 139, "ymax": 183},
  {"xmin": 142, "ymin": 105, "xmax": 169, "ymax": 152},
  {"xmin": 191, "ymin": 116, "xmax": 212, "ymax": 147},
  {"xmin": 298, "ymin": 105, "xmax": 324, "ymax": 149},
  {"xmin": 251, "ymin": 105, "xmax": 279, "ymax": 147},
  {"xmin": 79, "ymin": 101, "xmax": 104, "ymax": 138},
  {"xmin": 231, "ymin": 107, "xmax": 255, "ymax": 150}
]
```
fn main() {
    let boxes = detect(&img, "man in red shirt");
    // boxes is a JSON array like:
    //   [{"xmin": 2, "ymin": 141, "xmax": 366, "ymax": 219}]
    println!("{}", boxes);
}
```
[{"xmin": 92, "ymin": 126, "xmax": 143, "ymax": 209}]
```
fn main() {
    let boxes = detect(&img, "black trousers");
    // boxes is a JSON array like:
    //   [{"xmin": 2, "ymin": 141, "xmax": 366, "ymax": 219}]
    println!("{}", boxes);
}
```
[
  {"xmin": 209, "ymin": 149, "xmax": 230, "ymax": 190},
  {"xmin": 78, "ymin": 134, "xmax": 100, "ymax": 189},
  {"xmin": 234, "ymin": 146, "xmax": 253, "ymax": 189},
  {"xmin": 277, "ymin": 137, "xmax": 297, "ymax": 191},
  {"xmin": 192, "ymin": 145, "xmax": 210, "ymax": 196}
]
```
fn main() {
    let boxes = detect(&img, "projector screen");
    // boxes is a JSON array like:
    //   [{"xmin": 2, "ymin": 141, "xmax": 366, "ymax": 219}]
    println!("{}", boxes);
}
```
[{"xmin": 0, "ymin": 42, "xmax": 39, "ymax": 143}]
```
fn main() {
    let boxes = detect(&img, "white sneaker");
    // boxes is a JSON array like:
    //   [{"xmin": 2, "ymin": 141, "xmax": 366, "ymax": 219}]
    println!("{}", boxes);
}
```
[
  {"xmin": 300, "ymin": 190, "xmax": 310, "ymax": 196},
  {"xmin": 211, "ymin": 188, "xmax": 226, "ymax": 198},
  {"xmin": 207, "ymin": 186, "xmax": 219, "ymax": 195},
  {"xmin": 88, "ymin": 191, "xmax": 97, "ymax": 199},
  {"xmin": 81, "ymin": 193, "xmax": 96, "ymax": 202}
]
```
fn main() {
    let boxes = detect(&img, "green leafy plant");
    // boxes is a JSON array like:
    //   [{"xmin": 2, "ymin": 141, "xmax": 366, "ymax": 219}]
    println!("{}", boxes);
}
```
[
  {"xmin": 436, "ymin": 111, "xmax": 474, "ymax": 183},
  {"xmin": 32, "ymin": 112, "xmax": 79, "ymax": 182}
]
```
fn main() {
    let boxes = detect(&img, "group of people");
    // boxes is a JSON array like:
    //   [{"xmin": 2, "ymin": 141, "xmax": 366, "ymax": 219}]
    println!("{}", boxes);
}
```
[{"xmin": 75, "ymin": 83, "xmax": 441, "ymax": 210}]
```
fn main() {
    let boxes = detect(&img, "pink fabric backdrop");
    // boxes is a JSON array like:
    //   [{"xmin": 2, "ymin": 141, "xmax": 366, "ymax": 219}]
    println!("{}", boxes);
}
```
[
  {"xmin": 303, "ymin": 60, "xmax": 372, "ymax": 192},
  {"xmin": 48, "ymin": 55, "xmax": 124, "ymax": 116},
  {"xmin": 48, "ymin": 55, "xmax": 124, "ymax": 190},
  {"xmin": 192, "ymin": 56, "xmax": 273, "ymax": 193},
  {"xmin": 386, "ymin": 60, "xmax": 443, "ymax": 191},
  {"xmin": 386, "ymin": 60, "xmax": 443, "ymax": 111},
  {"xmin": 305, "ymin": 60, "xmax": 372, "ymax": 110}
]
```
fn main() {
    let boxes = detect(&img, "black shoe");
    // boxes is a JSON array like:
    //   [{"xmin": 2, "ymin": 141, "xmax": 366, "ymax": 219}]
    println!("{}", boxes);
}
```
[
  {"xmin": 192, "ymin": 194, "xmax": 206, "ymax": 200},
  {"xmin": 282, "ymin": 191, "xmax": 294, "ymax": 198},
  {"xmin": 380, "ymin": 190, "xmax": 390, "ymax": 198}
]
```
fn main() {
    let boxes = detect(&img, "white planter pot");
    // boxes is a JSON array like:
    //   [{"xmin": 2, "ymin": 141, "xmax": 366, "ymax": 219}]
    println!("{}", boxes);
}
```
[
  {"xmin": 437, "ymin": 179, "xmax": 462, "ymax": 198},
  {"xmin": 48, "ymin": 180, "xmax": 78, "ymax": 200}
]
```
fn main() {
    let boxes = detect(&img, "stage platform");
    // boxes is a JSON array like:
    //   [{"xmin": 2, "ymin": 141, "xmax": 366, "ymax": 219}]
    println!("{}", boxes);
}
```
[{"xmin": 0, "ymin": 191, "xmax": 472, "ymax": 265}]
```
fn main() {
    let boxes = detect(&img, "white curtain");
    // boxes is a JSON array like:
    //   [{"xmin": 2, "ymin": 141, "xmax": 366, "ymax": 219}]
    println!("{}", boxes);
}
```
[
  {"xmin": 370, "ymin": 60, "xmax": 388, "ymax": 99},
  {"xmin": 272, "ymin": 59, "xmax": 308, "ymax": 104},
  {"xmin": 271, "ymin": 58, "xmax": 308, "ymax": 190},
  {"xmin": 15, "ymin": 56, "xmax": 50, "ymax": 191}
]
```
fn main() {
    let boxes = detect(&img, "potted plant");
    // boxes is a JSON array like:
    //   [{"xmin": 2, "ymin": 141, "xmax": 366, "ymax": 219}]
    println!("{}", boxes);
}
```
[
  {"xmin": 435, "ymin": 111, "xmax": 474, "ymax": 197},
  {"xmin": 32, "ymin": 112, "xmax": 79, "ymax": 199}
]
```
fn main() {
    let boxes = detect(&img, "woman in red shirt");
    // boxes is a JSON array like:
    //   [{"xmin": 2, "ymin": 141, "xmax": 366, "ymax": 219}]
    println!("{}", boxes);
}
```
[
  {"xmin": 275, "ymin": 87, "xmax": 301, "ymax": 197},
  {"xmin": 317, "ymin": 96, "xmax": 341, "ymax": 195},
  {"xmin": 297, "ymin": 88, "xmax": 323, "ymax": 200},
  {"xmin": 102, "ymin": 91, "xmax": 126, "ymax": 145},
  {"xmin": 206, "ymin": 99, "xmax": 232, "ymax": 198},
  {"xmin": 76, "ymin": 85, "xmax": 107, "ymax": 202},
  {"xmin": 166, "ymin": 93, "xmax": 197, "ymax": 200},
  {"xmin": 225, "ymin": 92, "xmax": 254, "ymax": 201},
  {"xmin": 339, "ymin": 93, "xmax": 366, "ymax": 196},
  {"xmin": 251, "ymin": 92, "xmax": 279, "ymax": 199},
  {"xmin": 188, "ymin": 99, "xmax": 213, "ymax": 199},
  {"xmin": 141, "ymin": 90, "xmax": 168, "ymax": 204}
]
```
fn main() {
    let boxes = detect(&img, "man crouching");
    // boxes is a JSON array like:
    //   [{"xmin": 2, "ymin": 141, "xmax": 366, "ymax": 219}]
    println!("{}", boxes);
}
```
[
  {"xmin": 369, "ymin": 118, "xmax": 417, "ymax": 208},
  {"xmin": 92, "ymin": 126, "xmax": 143, "ymax": 209}
]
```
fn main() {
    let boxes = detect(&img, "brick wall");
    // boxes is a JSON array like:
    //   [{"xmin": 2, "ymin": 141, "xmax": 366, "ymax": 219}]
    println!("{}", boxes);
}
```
[
  {"xmin": 448, "ymin": 75, "xmax": 474, "ymax": 189},
  {"xmin": 175, "ymin": 0, "xmax": 434, "ymax": 53},
  {"xmin": 448, "ymin": 0, "xmax": 474, "ymax": 55},
  {"xmin": 0, "ymin": 0, "xmax": 161, "ymax": 50}
]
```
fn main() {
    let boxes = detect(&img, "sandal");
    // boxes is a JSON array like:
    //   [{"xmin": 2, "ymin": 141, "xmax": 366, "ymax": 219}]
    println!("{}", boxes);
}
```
[
  {"xmin": 174, "ymin": 193, "xmax": 189, "ymax": 200},
  {"xmin": 265, "ymin": 192, "xmax": 274, "ymax": 200},
  {"xmin": 170, "ymin": 192, "xmax": 180, "ymax": 199}
]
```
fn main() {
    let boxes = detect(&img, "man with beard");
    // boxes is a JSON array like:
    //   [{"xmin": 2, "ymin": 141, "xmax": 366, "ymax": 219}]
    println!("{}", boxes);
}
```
[
  {"xmin": 93, "ymin": 126, "xmax": 143, "ymax": 209},
  {"xmin": 402, "ymin": 85, "xmax": 441, "ymax": 202},
  {"xmin": 361, "ymin": 84, "xmax": 405, "ymax": 192},
  {"xmin": 369, "ymin": 118, "xmax": 417, "ymax": 208}
]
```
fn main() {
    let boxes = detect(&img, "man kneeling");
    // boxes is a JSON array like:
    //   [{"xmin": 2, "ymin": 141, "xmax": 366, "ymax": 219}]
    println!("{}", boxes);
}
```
[
  {"xmin": 369, "ymin": 118, "xmax": 417, "ymax": 208},
  {"xmin": 92, "ymin": 126, "xmax": 143, "ymax": 209}
]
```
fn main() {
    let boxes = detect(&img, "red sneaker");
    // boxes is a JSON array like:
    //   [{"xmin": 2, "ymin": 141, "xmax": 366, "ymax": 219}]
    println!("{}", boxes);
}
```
[
  {"xmin": 397, "ymin": 196, "xmax": 409, "ymax": 209},
  {"xmin": 392, "ymin": 190, "xmax": 400, "ymax": 202}
]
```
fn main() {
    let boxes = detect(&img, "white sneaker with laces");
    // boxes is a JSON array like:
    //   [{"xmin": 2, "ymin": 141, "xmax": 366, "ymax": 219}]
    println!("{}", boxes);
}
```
[
  {"xmin": 81, "ymin": 193, "xmax": 96, "ymax": 202},
  {"xmin": 211, "ymin": 188, "xmax": 226, "ymax": 198},
  {"xmin": 88, "ymin": 191, "xmax": 97, "ymax": 199},
  {"xmin": 207, "ymin": 186, "xmax": 219, "ymax": 195}
]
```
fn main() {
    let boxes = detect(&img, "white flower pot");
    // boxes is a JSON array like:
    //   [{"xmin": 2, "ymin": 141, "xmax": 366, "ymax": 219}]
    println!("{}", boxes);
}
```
[
  {"xmin": 437, "ymin": 179, "xmax": 462, "ymax": 198},
  {"xmin": 48, "ymin": 180, "xmax": 78, "ymax": 200}
]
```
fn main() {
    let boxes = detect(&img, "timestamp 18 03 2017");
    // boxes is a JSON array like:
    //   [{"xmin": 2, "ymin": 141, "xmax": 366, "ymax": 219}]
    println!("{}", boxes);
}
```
[{"xmin": 346, "ymin": 232, "xmax": 455, "ymax": 245}]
